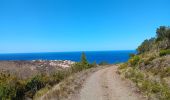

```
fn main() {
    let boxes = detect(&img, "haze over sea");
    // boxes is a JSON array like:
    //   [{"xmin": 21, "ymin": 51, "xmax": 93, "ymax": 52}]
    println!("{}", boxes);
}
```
[{"xmin": 0, "ymin": 50, "xmax": 135, "ymax": 64}]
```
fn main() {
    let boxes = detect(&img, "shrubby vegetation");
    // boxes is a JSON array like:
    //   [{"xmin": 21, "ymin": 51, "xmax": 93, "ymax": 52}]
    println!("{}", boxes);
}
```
[
  {"xmin": 119, "ymin": 26, "xmax": 170, "ymax": 99},
  {"xmin": 137, "ymin": 38, "xmax": 155, "ymax": 54},
  {"xmin": 0, "ymin": 53, "xmax": 97, "ymax": 100},
  {"xmin": 159, "ymin": 49, "xmax": 170, "ymax": 56},
  {"xmin": 0, "ymin": 73, "xmax": 26, "ymax": 100},
  {"xmin": 128, "ymin": 55, "xmax": 140, "ymax": 66},
  {"xmin": 137, "ymin": 26, "xmax": 170, "ymax": 54},
  {"xmin": 156, "ymin": 26, "xmax": 170, "ymax": 41},
  {"xmin": 119, "ymin": 64, "xmax": 170, "ymax": 100}
]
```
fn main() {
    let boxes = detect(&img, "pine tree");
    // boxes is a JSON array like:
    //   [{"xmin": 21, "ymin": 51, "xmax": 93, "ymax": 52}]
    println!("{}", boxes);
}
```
[{"xmin": 81, "ymin": 52, "xmax": 88, "ymax": 66}]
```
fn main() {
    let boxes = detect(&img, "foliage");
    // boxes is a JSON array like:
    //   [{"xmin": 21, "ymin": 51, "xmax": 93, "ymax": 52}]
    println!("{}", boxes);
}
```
[
  {"xmin": 0, "ymin": 73, "xmax": 26, "ymax": 100},
  {"xmin": 129, "ymin": 53, "xmax": 135, "ymax": 58},
  {"xmin": 137, "ymin": 26, "xmax": 170, "ymax": 54},
  {"xmin": 81, "ymin": 52, "xmax": 88, "ymax": 66},
  {"xmin": 71, "ymin": 53, "xmax": 94, "ymax": 72},
  {"xmin": 118, "ymin": 65, "xmax": 170, "ymax": 99},
  {"xmin": 156, "ymin": 26, "xmax": 170, "ymax": 49},
  {"xmin": 128, "ymin": 55, "xmax": 140, "ymax": 66},
  {"xmin": 118, "ymin": 63, "xmax": 128, "ymax": 70},
  {"xmin": 137, "ymin": 38, "xmax": 155, "ymax": 54},
  {"xmin": 159, "ymin": 49, "xmax": 170, "ymax": 56},
  {"xmin": 156, "ymin": 26, "xmax": 170, "ymax": 41},
  {"xmin": 25, "ymin": 74, "xmax": 48, "ymax": 98}
]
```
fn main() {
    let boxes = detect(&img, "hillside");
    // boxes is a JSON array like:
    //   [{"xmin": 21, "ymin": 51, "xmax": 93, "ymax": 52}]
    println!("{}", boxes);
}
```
[
  {"xmin": 0, "ymin": 60, "xmax": 76, "ymax": 99},
  {"xmin": 37, "ymin": 26, "xmax": 170, "ymax": 100},
  {"xmin": 0, "ymin": 60, "xmax": 74, "ymax": 79},
  {"xmin": 0, "ymin": 53, "xmax": 98, "ymax": 100},
  {"xmin": 118, "ymin": 26, "xmax": 170, "ymax": 100}
]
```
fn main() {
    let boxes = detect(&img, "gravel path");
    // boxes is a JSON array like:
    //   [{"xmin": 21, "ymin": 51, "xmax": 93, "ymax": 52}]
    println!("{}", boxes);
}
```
[{"xmin": 78, "ymin": 65, "xmax": 146, "ymax": 100}]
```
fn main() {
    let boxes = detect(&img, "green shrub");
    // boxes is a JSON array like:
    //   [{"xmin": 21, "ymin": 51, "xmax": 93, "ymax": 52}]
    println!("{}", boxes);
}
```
[
  {"xmin": 52, "ymin": 71, "xmax": 67, "ymax": 83},
  {"xmin": 0, "ymin": 83, "xmax": 16, "ymax": 100},
  {"xmin": 25, "ymin": 74, "xmax": 49, "ymax": 98},
  {"xmin": 159, "ymin": 49, "xmax": 170, "ymax": 56},
  {"xmin": 128, "ymin": 55, "xmax": 140, "ymax": 66},
  {"xmin": 71, "ymin": 63, "xmax": 84, "ymax": 72},
  {"xmin": 118, "ymin": 63, "xmax": 128, "ymax": 70},
  {"xmin": 0, "ymin": 73, "xmax": 26, "ymax": 100}
]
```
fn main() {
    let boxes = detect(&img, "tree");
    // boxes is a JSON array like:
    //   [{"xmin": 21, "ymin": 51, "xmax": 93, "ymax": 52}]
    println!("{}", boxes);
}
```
[
  {"xmin": 156, "ymin": 26, "xmax": 170, "ymax": 41},
  {"xmin": 156, "ymin": 26, "xmax": 167, "ymax": 41},
  {"xmin": 81, "ymin": 52, "xmax": 88, "ymax": 65},
  {"xmin": 156, "ymin": 26, "xmax": 170, "ymax": 49},
  {"xmin": 166, "ymin": 28, "xmax": 170, "ymax": 40}
]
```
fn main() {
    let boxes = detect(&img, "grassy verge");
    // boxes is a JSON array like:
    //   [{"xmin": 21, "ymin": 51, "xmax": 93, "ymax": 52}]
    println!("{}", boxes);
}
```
[{"xmin": 118, "ymin": 63, "xmax": 170, "ymax": 100}]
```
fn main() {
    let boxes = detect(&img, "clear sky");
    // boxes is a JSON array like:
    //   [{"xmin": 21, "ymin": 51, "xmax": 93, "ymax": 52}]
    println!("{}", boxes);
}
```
[{"xmin": 0, "ymin": 0, "xmax": 170, "ymax": 53}]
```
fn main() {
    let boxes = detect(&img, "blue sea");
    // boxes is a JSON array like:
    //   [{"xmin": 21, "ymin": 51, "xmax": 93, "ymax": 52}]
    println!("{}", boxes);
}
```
[{"xmin": 0, "ymin": 50, "xmax": 136, "ymax": 64}]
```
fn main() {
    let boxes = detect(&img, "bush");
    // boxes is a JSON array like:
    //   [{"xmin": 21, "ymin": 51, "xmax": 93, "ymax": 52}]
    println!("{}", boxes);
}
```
[
  {"xmin": 118, "ymin": 63, "xmax": 128, "ymax": 70},
  {"xmin": 52, "ymin": 70, "xmax": 67, "ymax": 83},
  {"xmin": 0, "ymin": 73, "xmax": 26, "ymax": 100},
  {"xmin": 128, "ymin": 55, "xmax": 140, "ymax": 66},
  {"xmin": 25, "ymin": 75, "xmax": 47, "ymax": 98},
  {"xmin": 159, "ymin": 49, "xmax": 170, "ymax": 56}
]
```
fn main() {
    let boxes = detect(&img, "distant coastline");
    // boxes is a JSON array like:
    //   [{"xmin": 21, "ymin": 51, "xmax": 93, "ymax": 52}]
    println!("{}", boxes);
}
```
[{"xmin": 0, "ymin": 50, "xmax": 136, "ymax": 64}]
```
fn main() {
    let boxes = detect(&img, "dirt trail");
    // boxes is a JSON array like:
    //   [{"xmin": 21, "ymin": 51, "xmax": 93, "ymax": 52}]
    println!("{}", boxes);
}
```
[{"xmin": 77, "ymin": 65, "xmax": 146, "ymax": 100}]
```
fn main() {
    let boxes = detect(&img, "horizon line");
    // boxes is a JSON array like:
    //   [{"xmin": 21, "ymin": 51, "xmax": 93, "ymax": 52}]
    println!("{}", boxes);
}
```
[{"xmin": 0, "ymin": 49, "xmax": 136, "ymax": 54}]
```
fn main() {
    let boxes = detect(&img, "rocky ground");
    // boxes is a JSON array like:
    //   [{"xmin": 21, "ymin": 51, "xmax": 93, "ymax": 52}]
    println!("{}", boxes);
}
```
[{"xmin": 0, "ymin": 60, "xmax": 75, "ymax": 79}]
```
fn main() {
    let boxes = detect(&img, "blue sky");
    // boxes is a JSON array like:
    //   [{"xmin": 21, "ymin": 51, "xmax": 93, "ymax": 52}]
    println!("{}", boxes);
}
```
[{"xmin": 0, "ymin": 0, "xmax": 170, "ymax": 53}]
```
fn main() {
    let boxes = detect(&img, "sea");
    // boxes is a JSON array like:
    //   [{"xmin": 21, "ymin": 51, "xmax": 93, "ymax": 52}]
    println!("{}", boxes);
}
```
[{"xmin": 0, "ymin": 50, "xmax": 136, "ymax": 64}]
